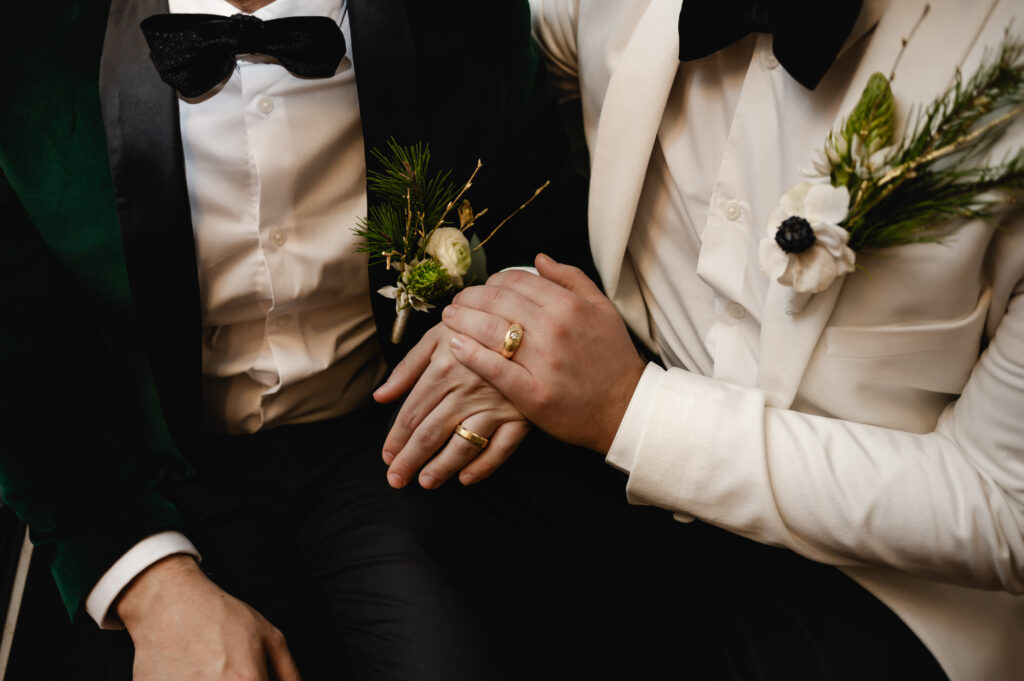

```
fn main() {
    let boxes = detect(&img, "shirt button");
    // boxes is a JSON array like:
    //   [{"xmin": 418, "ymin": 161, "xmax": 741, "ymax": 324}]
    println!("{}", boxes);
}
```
[
  {"xmin": 257, "ymin": 96, "xmax": 275, "ymax": 114},
  {"xmin": 763, "ymin": 51, "xmax": 780, "ymax": 70},
  {"xmin": 270, "ymin": 229, "xmax": 287, "ymax": 247},
  {"xmin": 727, "ymin": 303, "xmax": 746, "ymax": 320},
  {"xmin": 275, "ymin": 314, "xmax": 292, "ymax": 329},
  {"xmin": 723, "ymin": 200, "xmax": 742, "ymax": 221}
]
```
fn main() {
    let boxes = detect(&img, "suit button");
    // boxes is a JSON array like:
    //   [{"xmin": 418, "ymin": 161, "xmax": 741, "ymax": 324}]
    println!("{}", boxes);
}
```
[
  {"xmin": 723, "ymin": 200, "xmax": 742, "ymax": 221},
  {"xmin": 270, "ymin": 229, "xmax": 287, "ymax": 247},
  {"xmin": 257, "ymin": 96, "xmax": 275, "ymax": 114},
  {"xmin": 727, "ymin": 302, "xmax": 746, "ymax": 319},
  {"xmin": 762, "ymin": 51, "xmax": 780, "ymax": 70}
]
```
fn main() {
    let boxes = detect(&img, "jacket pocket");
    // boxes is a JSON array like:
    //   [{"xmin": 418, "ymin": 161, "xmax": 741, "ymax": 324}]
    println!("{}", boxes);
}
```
[{"xmin": 824, "ymin": 287, "xmax": 990, "ymax": 395}]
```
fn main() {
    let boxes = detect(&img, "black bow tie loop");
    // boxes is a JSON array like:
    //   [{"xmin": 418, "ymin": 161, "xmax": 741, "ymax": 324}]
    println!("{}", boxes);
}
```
[
  {"xmin": 141, "ymin": 13, "xmax": 346, "ymax": 98},
  {"xmin": 677, "ymin": 0, "xmax": 863, "ymax": 90}
]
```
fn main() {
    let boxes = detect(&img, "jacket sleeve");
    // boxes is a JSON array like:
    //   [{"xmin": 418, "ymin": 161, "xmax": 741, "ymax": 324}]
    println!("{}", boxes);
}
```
[
  {"xmin": 608, "ymin": 225, "xmax": 1024, "ymax": 591},
  {"xmin": 0, "ymin": 169, "xmax": 188, "ymax": 620}
]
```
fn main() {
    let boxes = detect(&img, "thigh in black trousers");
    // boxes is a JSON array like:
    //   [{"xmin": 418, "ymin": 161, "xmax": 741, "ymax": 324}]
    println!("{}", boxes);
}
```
[
  {"xmin": 410, "ymin": 433, "xmax": 950, "ymax": 681},
  {"xmin": 103, "ymin": 403, "xmax": 493, "ymax": 681}
]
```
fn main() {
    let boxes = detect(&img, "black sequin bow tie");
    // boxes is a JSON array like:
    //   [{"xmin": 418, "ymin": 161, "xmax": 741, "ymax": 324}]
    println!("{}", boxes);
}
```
[
  {"xmin": 677, "ymin": 0, "xmax": 863, "ymax": 89},
  {"xmin": 141, "ymin": 13, "xmax": 346, "ymax": 98}
]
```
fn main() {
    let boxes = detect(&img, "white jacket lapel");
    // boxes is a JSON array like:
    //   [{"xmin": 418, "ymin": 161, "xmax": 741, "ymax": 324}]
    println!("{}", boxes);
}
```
[
  {"xmin": 757, "ymin": 0, "xmax": 995, "ymax": 409},
  {"xmin": 588, "ymin": 0, "xmax": 680, "ymax": 303}
]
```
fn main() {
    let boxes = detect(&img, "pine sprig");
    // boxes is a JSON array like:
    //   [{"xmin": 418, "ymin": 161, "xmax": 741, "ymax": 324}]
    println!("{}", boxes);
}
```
[
  {"xmin": 367, "ymin": 140, "xmax": 458, "ymax": 230},
  {"xmin": 353, "ymin": 203, "xmax": 405, "ymax": 266},
  {"xmin": 892, "ymin": 37, "xmax": 1024, "ymax": 168},
  {"xmin": 358, "ymin": 140, "xmax": 463, "ymax": 268},
  {"xmin": 849, "ymin": 150, "xmax": 1024, "ymax": 250},
  {"xmin": 831, "ymin": 33, "xmax": 1024, "ymax": 252}
]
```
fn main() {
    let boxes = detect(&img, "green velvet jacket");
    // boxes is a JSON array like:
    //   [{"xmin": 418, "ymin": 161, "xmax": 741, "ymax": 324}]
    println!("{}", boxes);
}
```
[{"xmin": 0, "ymin": 0, "xmax": 589, "ymax": 620}]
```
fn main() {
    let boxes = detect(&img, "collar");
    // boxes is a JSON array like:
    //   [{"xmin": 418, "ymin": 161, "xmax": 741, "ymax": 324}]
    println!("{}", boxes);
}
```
[{"xmin": 168, "ymin": 0, "xmax": 345, "ymax": 20}]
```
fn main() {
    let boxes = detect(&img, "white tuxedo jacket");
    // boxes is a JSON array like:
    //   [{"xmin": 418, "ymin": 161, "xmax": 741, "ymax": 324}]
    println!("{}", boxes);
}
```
[{"xmin": 531, "ymin": 1, "xmax": 1024, "ymax": 678}]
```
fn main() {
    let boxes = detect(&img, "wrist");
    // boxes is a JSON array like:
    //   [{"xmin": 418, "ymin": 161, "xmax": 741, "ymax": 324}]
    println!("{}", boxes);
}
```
[
  {"xmin": 115, "ymin": 553, "xmax": 204, "ymax": 633},
  {"xmin": 594, "ymin": 359, "xmax": 646, "ymax": 454}
]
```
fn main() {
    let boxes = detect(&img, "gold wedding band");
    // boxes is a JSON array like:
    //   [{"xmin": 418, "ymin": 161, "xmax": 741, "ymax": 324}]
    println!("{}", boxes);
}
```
[
  {"xmin": 501, "ymin": 323, "xmax": 524, "ymax": 359},
  {"xmin": 454, "ymin": 423, "xmax": 489, "ymax": 448}
]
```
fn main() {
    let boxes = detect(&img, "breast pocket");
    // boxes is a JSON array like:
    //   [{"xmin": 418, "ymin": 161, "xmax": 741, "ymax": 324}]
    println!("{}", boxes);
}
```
[{"xmin": 824, "ymin": 287, "xmax": 991, "ymax": 396}]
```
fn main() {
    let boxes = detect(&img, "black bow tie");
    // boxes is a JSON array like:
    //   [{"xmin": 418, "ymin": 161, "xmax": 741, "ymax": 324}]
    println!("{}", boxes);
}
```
[
  {"xmin": 677, "ymin": 0, "xmax": 863, "ymax": 89},
  {"xmin": 140, "ymin": 13, "xmax": 346, "ymax": 98}
]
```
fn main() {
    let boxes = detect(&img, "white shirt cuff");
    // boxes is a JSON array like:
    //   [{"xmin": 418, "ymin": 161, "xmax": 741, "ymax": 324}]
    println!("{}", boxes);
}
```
[{"xmin": 85, "ymin": 531, "xmax": 201, "ymax": 629}]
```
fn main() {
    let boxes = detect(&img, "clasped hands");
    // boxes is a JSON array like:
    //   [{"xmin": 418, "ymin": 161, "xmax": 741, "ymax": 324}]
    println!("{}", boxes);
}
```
[{"xmin": 374, "ymin": 253, "xmax": 647, "ymax": 489}]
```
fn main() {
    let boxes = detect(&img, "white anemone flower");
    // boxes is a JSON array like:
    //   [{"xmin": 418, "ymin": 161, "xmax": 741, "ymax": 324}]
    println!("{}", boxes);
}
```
[{"xmin": 758, "ymin": 183, "xmax": 856, "ymax": 310}]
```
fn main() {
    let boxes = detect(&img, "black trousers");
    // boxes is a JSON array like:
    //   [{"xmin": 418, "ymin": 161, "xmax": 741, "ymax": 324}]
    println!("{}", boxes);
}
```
[
  {"xmin": 409, "ymin": 431, "xmax": 951, "ymax": 680},
  {"xmin": 103, "ymin": 402, "xmax": 494, "ymax": 681}
]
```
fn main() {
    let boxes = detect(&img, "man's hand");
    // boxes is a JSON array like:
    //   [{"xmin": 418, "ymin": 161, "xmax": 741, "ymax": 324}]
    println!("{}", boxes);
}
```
[
  {"xmin": 117, "ymin": 554, "xmax": 301, "ymax": 681},
  {"xmin": 374, "ymin": 322, "xmax": 530, "ymax": 489},
  {"xmin": 443, "ymin": 254, "xmax": 646, "ymax": 454}
]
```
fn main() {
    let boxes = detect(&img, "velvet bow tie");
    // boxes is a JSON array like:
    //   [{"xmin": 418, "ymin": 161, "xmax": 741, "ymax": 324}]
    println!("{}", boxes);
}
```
[
  {"xmin": 677, "ymin": 0, "xmax": 863, "ymax": 89},
  {"xmin": 141, "ymin": 13, "xmax": 346, "ymax": 98}
]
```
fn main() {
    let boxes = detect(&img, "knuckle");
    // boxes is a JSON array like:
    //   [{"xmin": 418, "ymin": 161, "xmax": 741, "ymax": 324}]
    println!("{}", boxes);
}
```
[
  {"xmin": 395, "ymin": 407, "xmax": 423, "ymax": 433},
  {"xmin": 485, "ymin": 317, "xmax": 507, "ymax": 345},
  {"xmin": 414, "ymin": 421, "xmax": 441, "ymax": 447},
  {"xmin": 481, "ymin": 285, "xmax": 503, "ymax": 307},
  {"xmin": 564, "ymin": 296, "xmax": 587, "ymax": 318},
  {"xmin": 433, "ymin": 357, "xmax": 456, "ymax": 380},
  {"xmin": 531, "ymin": 385, "xmax": 555, "ymax": 412},
  {"xmin": 504, "ymin": 270, "xmax": 527, "ymax": 287},
  {"xmin": 547, "ymin": 319, "xmax": 570, "ymax": 344}
]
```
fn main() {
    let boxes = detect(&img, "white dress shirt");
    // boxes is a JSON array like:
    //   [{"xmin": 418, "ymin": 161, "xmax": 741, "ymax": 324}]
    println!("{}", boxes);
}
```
[{"xmin": 86, "ymin": 0, "xmax": 381, "ymax": 627}]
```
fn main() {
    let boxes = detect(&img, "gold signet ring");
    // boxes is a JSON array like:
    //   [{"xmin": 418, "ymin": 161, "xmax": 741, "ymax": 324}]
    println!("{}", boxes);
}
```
[
  {"xmin": 501, "ymin": 323, "xmax": 524, "ymax": 359},
  {"xmin": 454, "ymin": 423, "xmax": 489, "ymax": 448}
]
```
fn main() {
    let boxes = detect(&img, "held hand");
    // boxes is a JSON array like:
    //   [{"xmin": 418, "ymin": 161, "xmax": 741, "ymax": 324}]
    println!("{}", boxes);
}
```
[
  {"xmin": 443, "ymin": 254, "xmax": 646, "ymax": 454},
  {"xmin": 117, "ymin": 554, "xmax": 301, "ymax": 681},
  {"xmin": 374, "ymin": 322, "xmax": 530, "ymax": 489}
]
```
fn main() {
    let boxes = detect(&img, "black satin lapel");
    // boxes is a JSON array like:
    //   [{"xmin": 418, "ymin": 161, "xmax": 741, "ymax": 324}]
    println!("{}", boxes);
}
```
[
  {"xmin": 100, "ymin": 0, "xmax": 201, "ymax": 446},
  {"xmin": 348, "ymin": 0, "xmax": 424, "ymax": 167},
  {"xmin": 348, "ymin": 0, "xmax": 427, "ymax": 365}
]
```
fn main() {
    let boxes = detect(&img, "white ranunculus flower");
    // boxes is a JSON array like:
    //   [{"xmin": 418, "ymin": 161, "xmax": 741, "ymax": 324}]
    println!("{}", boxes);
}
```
[
  {"xmin": 758, "ymin": 182, "xmax": 856, "ymax": 297},
  {"xmin": 425, "ymin": 227, "xmax": 472, "ymax": 287}
]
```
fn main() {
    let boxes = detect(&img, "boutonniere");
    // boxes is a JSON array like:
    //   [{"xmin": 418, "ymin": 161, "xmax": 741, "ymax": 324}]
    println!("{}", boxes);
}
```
[
  {"xmin": 354, "ymin": 141, "xmax": 548, "ymax": 343},
  {"xmin": 760, "ymin": 35, "xmax": 1024, "ymax": 314}
]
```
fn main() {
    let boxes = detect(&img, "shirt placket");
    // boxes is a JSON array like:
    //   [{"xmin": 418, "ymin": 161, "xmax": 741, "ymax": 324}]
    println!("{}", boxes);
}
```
[
  {"xmin": 697, "ymin": 35, "xmax": 785, "ymax": 388},
  {"xmin": 237, "ymin": 57, "xmax": 291, "ymax": 423}
]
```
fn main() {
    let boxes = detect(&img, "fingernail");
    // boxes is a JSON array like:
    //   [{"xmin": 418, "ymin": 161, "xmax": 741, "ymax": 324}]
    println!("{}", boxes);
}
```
[
  {"xmin": 443, "ymin": 305, "xmax": 455, "ymax": 318},
  {"xmin": 460, "ymin": 472, "xmax": 476, "ymax": 486},
  {"xmin": 449, "ymin": 336, "xmax": 464, "ymax": 352},
  {"xmin": 419, "ymin": 473, "xmax": 436, "ymax": 489},
  {"xmin": 387, "ymin": 472, "xmax": 404, "ymax": 488},
  {"xmin": 382, "ymin": 451, "xmax": 395, "ymax": 465}
]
